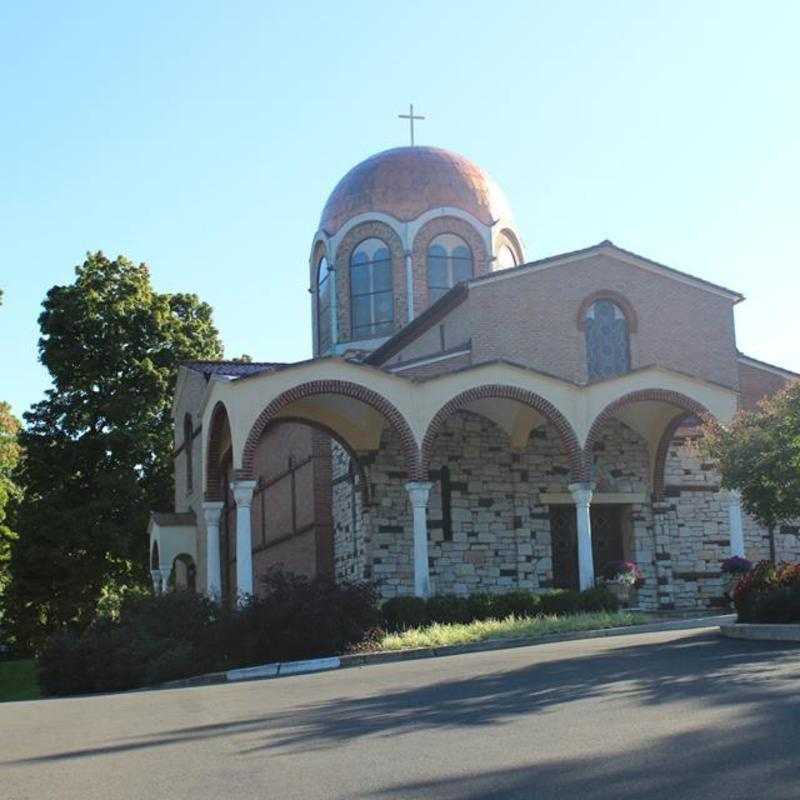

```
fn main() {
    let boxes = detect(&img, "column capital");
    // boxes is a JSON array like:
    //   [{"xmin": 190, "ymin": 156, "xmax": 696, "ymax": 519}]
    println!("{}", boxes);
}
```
[
  {"xmin": 202, "ymin": 501, "xmax": 224, "ymax": 525},
  {"xmin": 159, "ymin": 566, "xmax": 171, "ymax": 591},
  {"xmin": 404, "ymin": 481, "xmax": 433, "ymax": 508},
  {"xmin": 231, "ymin": 479, "xmax": 258, "ymax": 508},
  {"xmin": 568, "ymin": 482, "xmax": 595, "ymax": 507},
  {"xmin": 728, "ymin": 488, "xmax": 743, "ymax": 506}
]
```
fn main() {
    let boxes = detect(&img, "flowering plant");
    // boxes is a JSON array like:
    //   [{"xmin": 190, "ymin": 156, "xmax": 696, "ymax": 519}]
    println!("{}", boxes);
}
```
[
  {"xmin": 721, "ymin": 556, "xmax": 752, "ymax": 574},
  {"xmin": 602, "ymin": 560, "xmax": 645, "ymax": 589}
]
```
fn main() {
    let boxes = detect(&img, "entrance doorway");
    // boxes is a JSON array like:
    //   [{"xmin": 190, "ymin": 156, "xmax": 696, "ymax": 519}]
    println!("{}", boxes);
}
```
[{"xmin": 549, "ymin": 504, "xmax": 631, "ymax": 590}]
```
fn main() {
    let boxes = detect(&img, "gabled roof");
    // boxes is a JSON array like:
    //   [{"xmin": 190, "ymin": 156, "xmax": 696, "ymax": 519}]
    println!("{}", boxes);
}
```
[
  {"xmin": 472, "ymin": 240, "xmax": 744, "ymax": 302},
  {"xmin": 737, "ymin": 352, "xmax": 800, "ymax": 379},
  {"xmin": 365, "ymin": 239, "xmax": 745, "ymax": 367}
]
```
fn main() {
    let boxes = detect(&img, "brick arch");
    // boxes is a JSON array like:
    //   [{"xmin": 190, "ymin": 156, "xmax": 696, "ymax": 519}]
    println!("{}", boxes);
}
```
[
  {"xmin": 335, "ymin": 221, "xmax": 406, "ymax": 342},
  {"xmin": 583, "ymin": 389, "xmax": 714, "ymax": 483},
  {"xmin": 269, "ymin": 416, "xmax": 373, "ymax": 507},
  {"xmin": 494, "ymin": 227, "xmax": 525, "ymax": 266},
  {"xmin": 204, "ymin": 401, "xmax": 233, "ymax": 501},
  {"xmin": 577, "ymin": 290, "xmax": 639, "ymax": 333},
  {"xmin": 411, "ymin": 216, "xmax": 489, "ymax": 315},
  {"xmin": 420, "ymin": 385, "xmax": 582, "ymax": 478},
  {"xmin": 651, "ymin": 412, "xmax": 702, "ymax": 501},
  {"xmin": 241, "ymin": 380, "xmax": 421, "ymax": 481}
]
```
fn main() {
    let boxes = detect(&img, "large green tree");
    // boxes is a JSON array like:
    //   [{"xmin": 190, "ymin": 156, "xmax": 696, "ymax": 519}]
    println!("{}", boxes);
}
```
[
  {"xmin": 703, "ymin": 380, "xmax": 800, "ymax": 559},
  {"xmin": 6, "ymin": 253, "xmax": 223, "ymax": 648}
]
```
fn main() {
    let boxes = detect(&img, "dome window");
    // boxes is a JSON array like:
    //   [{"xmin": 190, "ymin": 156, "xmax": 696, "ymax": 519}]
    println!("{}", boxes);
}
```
[
  {"xmin": 350, "ymin": 238, "xmax": 394, "ymax": 339},
  {"xmin": 427, "ymin": 234, "xmax": 473, "ymax": 303},
  {"xmin": 316, "ymin": 256, "xmax": 332, "ymax": 354}
]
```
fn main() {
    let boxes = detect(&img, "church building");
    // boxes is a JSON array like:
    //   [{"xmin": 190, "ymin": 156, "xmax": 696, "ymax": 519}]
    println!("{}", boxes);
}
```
[{"xmin": 149, "ymin": 143, "xmax": 799, "ymax": 612}]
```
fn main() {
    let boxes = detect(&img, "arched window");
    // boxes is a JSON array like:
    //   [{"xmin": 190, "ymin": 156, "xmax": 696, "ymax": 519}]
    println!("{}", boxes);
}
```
[
  {"xmin": 316, "ymin": 255, "xmax": 332, "ymax": 353},
  {"xmin": 427, "ymin": 234, "xmax": 473, "ymax": 303},
  {"xmin": 496, "ymin": 244, "xmax": 517, "ymax": 270},
  {"xmin": 184, "ymin": 414, "xmax": 194, "ymax": 494},
  {"xmin": 585, "ymin": 300, "xmax": 631, "ymax": 379},
  {"xmin": 350, "ymin": 238, "xmax": 393, "ymax": 339}
]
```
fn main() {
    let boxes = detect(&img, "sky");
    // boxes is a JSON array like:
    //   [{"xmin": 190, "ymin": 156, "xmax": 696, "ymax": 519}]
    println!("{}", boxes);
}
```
[{"xmin": 1, "ymin": 1, "xmax": 799, "ymax": 418}]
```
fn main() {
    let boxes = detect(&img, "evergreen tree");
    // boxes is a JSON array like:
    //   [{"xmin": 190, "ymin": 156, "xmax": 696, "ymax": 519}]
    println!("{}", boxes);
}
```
[{"xmin": 6, "ymin": 253, "xmax": 223, "ymax": 648}]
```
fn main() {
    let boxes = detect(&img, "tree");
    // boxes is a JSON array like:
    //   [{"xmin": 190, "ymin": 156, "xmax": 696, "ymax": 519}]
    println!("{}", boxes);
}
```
[
  {"xmin": 6, "ymin": 252, "xmax": 223, "ymax": 649},
  {"xmin": 0, "ymin": 403, "xmax": 21, "ymax": 606},
  {"xmin": 703, "ymin": 381, "xmax": 800, "ymax": 559}
]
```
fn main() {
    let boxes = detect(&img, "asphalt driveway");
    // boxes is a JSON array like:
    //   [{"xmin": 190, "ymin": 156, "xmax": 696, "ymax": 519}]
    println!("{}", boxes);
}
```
[{"xmin": 2, "ymin": 626, "xmax": 799, "ymax": 799}]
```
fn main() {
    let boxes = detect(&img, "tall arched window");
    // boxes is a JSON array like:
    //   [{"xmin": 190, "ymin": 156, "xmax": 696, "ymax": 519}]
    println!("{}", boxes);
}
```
[
  {"xmin": 585, "ymin": 300, "xmax": 631, "ymax": 379},
  {"xmin": 427, "ymin": 234, "xmax": 473, "ymax": 303},
  {"xmin": 316, "ymin": 255, "xmax": 332, "ymax": 353},
  {"xmin": 184, "ymin": 414, "xmax": 194, "ymax": 494},
  {"xmin": 350, "ymin": 238, "xmax": 393, "ymax": 339},
  {"xmin": 496, "ymin": 244, "xmax": 518, "ymax": 270}
]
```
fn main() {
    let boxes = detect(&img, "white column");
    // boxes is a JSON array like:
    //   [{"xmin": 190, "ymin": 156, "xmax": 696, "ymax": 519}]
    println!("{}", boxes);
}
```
[
  {"xmin": 202, "ymin": 501, "xmax": 224, "ymax": 599},
  {"xmin": 405, "ymin": 481, "xmax": 433, "ymax": 597},
  {"xmin": 159, "ymin": 566, "xmax": 171, "ymax": 593},
  {"xmin": 231, "ymin": 480, "xmax": 257, "ymax": 601},
  {"xmin": 150, "ymin": 569, "xmax": 162, "ymax": 594},
  {"xmin": 728, "ymin": 489, "xmax": 745, "ymax": 557},
  {"xmin": 569, "ymin": 482, "xmax": 595, "ymax": 591}
]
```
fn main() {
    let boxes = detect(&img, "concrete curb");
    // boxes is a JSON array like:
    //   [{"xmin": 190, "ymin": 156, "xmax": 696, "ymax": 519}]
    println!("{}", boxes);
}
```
[
  {"xmin": 719, "ymin": 623, "xmax": 800, "ymax": 642},
  {"xmin": 158, "ymin": 615, "xmax": 733, "ymax": 691}
]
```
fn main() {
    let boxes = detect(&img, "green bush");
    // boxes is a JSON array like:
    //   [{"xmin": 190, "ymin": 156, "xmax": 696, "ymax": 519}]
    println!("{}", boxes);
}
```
[
  {"xmin": 38, "ymin": 570, "xmax": 382, "ymax": 696},
  {"xmin": 425, "ymin": 594, "xmax": 472, "ymax": 625},
  {"xmin": 492, "ymin": 590, "xmax": 542, "ymax": 619},
  {"xmin": 382, "ymin": 596, "xmax": 428, "ymax": 632},
  {"xmin": 466, "ymin": 593, "xmax": 496, "ymax": 621},
  {"xmin": 540, "ymin": 590, "xmax": 582, "ymax": 616},
  {"xmin": 578, "ymin": 586, "xmax": 620, "ymax": 613}
]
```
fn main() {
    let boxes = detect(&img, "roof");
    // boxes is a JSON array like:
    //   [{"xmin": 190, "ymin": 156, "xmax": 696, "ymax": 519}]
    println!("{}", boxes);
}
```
[
  {"xmin": 183, "ymin": 360, "xmax": 285, "ymax": 379},
  {"xmin": 150, "ymin": 511, "xmax": 196, "ymax": 527},
  {"xmin": 319, "ymin": 146, "xmax": 514, "ymax": 234},
  {"xmin": 471, "ymin": 240, "xmax": 745, "ymax": 302}
]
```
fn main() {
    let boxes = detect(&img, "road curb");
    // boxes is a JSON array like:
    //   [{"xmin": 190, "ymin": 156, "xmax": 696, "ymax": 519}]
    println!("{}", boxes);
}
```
[
  {"xmin": 157, "ymin": 614, "xmax": 732, "ymax": 691},
  {"xmin": 719, "ymin": 622, "xmax": 800, "ymax": 642}
]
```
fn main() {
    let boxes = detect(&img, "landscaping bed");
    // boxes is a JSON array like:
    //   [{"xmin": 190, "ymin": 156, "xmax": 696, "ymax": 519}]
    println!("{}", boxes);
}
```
[{"xmin": 32, "ymin": 571, "xmax": 628, "ymax": 697}]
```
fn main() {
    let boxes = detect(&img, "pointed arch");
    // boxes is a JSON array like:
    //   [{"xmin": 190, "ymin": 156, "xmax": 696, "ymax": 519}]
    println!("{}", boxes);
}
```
[{"xmin": 205, "ymin": 401, "xmax": 233, "ymax": 501}]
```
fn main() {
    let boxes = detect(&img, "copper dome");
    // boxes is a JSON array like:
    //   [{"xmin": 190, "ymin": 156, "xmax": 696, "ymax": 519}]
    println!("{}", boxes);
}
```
[{"xmin": 319, "ymin": 146, "xmax": 514, "ymax": 234}]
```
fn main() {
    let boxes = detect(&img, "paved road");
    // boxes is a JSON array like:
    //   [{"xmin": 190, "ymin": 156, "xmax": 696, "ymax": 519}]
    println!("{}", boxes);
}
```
[{"xmin": 3, "ymin": 627, "xmax": 800, "ymax": 800}]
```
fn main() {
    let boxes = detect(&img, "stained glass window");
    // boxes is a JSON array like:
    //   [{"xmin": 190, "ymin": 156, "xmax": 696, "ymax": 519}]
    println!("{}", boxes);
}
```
[{"xmin": 585, "ymin": 300, "xmax": 631, "ymax": 379}]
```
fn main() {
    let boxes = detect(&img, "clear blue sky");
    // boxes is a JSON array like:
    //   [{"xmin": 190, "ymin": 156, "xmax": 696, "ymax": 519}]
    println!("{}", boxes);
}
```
[{"xmin": 1, "ymin": 1, "xmax": 798, "ymax": 418}]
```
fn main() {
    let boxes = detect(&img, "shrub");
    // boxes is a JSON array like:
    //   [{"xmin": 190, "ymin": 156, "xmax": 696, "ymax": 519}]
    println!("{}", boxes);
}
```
[
  {"xmin": 382, "ymin": 596, "xmax": 428, "ymax": 632},
  {"xmin": 540, "ymin": 590, "xmax": 581, "ymax": 616},
  {"xmin": 578, "ymin": 586, "xmax": 620, "ymax": 613},
  {"xmin": 466, "ymin": 593, "xmax": 496, "ymax": 621},
  {"xmin": 425, "ymin": 595, "xmax": 472, "ymax": 625},
  {"xmin": 721, "ymin": 556, "xmax": 752, "ymax": 575},
  {"xmin": 733, "ymin": 560, "xmax": 800, "ymax": 623},
  {"xmin": 491, "ymin": 590, "xmax": 542, "ymax": 619},
  {"xmin": 38, "ymin": 569, "xmax": 382, "ymax": 696}
]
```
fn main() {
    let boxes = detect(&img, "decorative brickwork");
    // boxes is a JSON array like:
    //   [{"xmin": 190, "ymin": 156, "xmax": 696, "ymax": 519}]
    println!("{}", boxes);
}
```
[
  {"xmin": 241, "ymin": 380, "xmax": 421, "ymax": 481},
  {"xmin": 420, "ymin": 384, "xmax": 583, "ymax": 482},
  {"xmin": 582, "ymin": 389, "xmax": 714, "ymax": 481},
  {"xmin": 576, "ymin": 290, "xmax": 639, "ymax": 333},
  {"xmin": 410, "ymin": 216, "xmax": 489, "ymax": 315},
  {"xmin": 204, "ymin": 402, "xmax": 232, "ymax": 501},
  {"xmin": 335, "ymin": 221, "xmax": 406, "ymax": 343},
  {"xmin": 652, "ymin": 411, "xmax": 693, "ymax": 501}
]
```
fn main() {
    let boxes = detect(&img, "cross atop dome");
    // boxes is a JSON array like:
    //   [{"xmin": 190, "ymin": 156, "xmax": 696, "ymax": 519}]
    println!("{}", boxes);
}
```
[{"xmin": 398, "ymin": 104, "xmax": 425, "ymax": 146}]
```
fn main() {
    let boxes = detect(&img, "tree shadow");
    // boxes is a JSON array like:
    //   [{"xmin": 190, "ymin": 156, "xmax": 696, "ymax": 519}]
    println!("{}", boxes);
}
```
[{"xmin": 6, "ymin": 631, "xmax": 799, "ymax": 774}]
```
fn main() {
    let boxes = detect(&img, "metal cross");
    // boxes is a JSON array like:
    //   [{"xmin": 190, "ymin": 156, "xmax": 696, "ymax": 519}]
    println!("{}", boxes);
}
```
[{"xmin": 398, "ymin": 103, "xmax": 425, "ymax": 146}]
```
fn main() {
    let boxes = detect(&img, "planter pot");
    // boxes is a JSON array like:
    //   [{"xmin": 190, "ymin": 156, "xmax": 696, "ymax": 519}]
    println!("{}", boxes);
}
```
[{"xmin": 607, "ymin": 583, "xmax": 637, "ymax": 608}]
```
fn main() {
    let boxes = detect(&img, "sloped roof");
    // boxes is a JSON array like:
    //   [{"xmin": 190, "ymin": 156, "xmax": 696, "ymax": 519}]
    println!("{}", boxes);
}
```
[{"xmin": 183, "ymin": 360, "xmax": 286, "ymax": 379}]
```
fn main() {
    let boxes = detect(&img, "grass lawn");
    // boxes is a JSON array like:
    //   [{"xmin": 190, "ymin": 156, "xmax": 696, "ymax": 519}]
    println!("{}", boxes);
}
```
[
  {"xmin": 0, "ymin": 659, "xmax": 40, "ymax": 702},
  {"xmin": 375, "ymin": 611, "xmax": 649, "ymax": 651}
]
